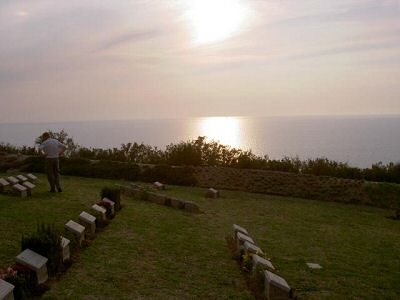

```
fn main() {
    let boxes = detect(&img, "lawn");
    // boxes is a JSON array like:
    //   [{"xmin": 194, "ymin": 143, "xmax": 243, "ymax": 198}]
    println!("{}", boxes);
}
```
[{"xmin": 1, "ymin": 173, "xmax": 399, "ymax": 299}]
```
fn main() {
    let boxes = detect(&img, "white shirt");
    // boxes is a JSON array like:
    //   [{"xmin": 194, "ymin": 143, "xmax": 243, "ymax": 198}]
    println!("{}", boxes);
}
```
[{"xmin": 39, "ymin": 138, "xmax": 67, "ymax": 158}]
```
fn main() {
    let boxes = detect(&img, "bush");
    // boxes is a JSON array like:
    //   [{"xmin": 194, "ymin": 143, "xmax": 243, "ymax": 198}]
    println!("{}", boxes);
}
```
[
  {"xmin": 2, "ymin": 264, "xmax": 36, "ymax": 300},
  {"xmin": 101, "ymin": 187, "xmax": 121, "ymax": 211},
  {"xmin": 21, "ymin": 223, "xmax": 61, "ymax": 276}
]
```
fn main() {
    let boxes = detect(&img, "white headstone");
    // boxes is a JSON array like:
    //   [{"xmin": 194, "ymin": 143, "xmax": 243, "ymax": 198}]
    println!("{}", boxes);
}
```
[
  {"xmin": 233, "ymin": 224, "xmax": 249, "ymax": 236},
  {"xmin": 26, "ymin": 173, "xmax": 38, "ymax": 182},
  {"xmin": 60, "ymin": 236, "xmax": 70, "ymax": 262},
  {"xmin": 16, "ymin": 249, "xmax": 48, "ymax": 284},
  {"xmin": 0, "ymin": 279, "xmax": 14, "ymax": 300},
  {"xmin": 205, "ymin": 188, "xmax": 219, "ymax": 198},
  {"xmin": 65, "ymin": 220, "xmax": 85, "ymax": 246},
  {"xmin": 16, "ymin": 175, "xmax": 28, "ymax": 182},
  {"xmin": 91, "ymin": 204, "xmax": 106, "ymax": 221},
  {"xmin": 6, "ymin": 177, "xmax": 19, "ymax": 185},
  {"xmin": 264, "ymin": 270, "xmax": 291, "ymax": 300},
  {"xmin": 102, "ymin": 198, "xmax": 115, "ymax": 215},
  {"xmin": 12, "ymin": 184, "xmax": 27, "ymax": 198},
  {"xmin": 79, "ymin": 211, "xmax": 96, "ymax": 237},
  {"xmin": 244, "ymin": 241, "xmax": 264, "ymax": 256},
  {"xmin": 306, "ymin": 263, "xmax": 322, "ymax": 269},
  {"xmin": 153, "ymin": 181, "xmax": 165, "ymax": 190},
  {"xmin": 252, "ymin": 254, "xmax": 275, "ymax": 272}
]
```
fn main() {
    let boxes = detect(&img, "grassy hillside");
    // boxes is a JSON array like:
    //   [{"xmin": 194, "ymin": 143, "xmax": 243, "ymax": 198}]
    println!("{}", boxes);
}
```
[{"xmin": 1, "ymin": 173, "xmax": 399, "ymax": 299}]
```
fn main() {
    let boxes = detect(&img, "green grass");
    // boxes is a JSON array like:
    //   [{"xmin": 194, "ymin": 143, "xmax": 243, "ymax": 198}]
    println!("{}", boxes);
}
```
[{"xmin": 1, "ymin": 173, "xmax": 400, "ymax": 299}]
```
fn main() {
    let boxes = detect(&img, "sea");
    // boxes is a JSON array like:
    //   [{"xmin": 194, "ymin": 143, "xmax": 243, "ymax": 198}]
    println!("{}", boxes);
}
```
[{"xmin": 1, "ymin": 115, "xmax": 400, "ymax": 168}]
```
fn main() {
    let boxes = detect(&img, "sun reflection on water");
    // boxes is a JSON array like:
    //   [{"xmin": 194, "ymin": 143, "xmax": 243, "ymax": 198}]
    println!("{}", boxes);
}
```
[{"xmin": 198, "ymin": 116, "xmax": 242, "ymax": 148}]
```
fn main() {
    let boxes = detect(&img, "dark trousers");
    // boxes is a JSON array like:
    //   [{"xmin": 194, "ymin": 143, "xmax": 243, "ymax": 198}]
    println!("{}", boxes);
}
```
[{"xmin": 45, "ymin": 158, "xmax": 61, "ymax": 191}]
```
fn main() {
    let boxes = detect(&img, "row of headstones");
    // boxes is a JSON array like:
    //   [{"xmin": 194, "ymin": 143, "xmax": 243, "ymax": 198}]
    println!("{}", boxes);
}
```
[
  {"xmin": 119, "ymin": 182, "xmax": 201, "ymax": 213},
  {"xmin": 0, "ymin": 196, "xmax": 117, "ymax": 300},
  {"xmin": 155, "ymin": 182, "xmax": 220, "ymax": 200},
  {"xmin": 233, "ymin": 224, "xmax": 294, "ymax": 300},
  {"xmin": 0, "ymin": 174, "xmax": 38, "ymax": 198}
]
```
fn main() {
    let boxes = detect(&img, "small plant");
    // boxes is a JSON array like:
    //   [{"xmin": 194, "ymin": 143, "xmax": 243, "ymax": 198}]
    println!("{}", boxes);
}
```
[
  {"xmin": 101, "ymin": 187, "xmax": 121, "ymax": 211},
  {"xmin": 1, "ymin": 264, "xmax": 36, "ymax": 300},
  {"xmin": 21, "ymin": 222, "xmax": 61, "ymax": 276}
]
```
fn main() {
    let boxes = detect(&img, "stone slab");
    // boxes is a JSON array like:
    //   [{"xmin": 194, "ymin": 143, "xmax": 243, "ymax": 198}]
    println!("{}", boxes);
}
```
[
  {"xmin": 12, "ymin": 184, "xmax": 27, "ymax": 197},
  {"xmin": 252, "ymin": 254, "xmax": 275, "ymax": 272},
  {"xmin": 22, "ymin": 181, "xmax": 35, "ymax": 189},
  {"xmin": 0, "ymin": 178, "xmax": 10, "ymax": 187},
  {"xmin": 244, "ymin": 241, "xmax": 264, "ymax": 256},
  {"xmin": 16, "ymin": 249, "xmax": 48, "ymax": 284},
  {"xmin": 16, "ymin": 175, "xmax": 28, "ymax": 182},
  {"xmin": 102, "ymin": 198, "xmax": 115, "ymax": 215},
  {"xmin": 184, "ymin": 201, "xmax": 200, "ymax": 213},
  {"xmin": 26, "ymin": 173, "xmax": 38, "ymax": 181},
  {"xmin": 79, "ymin": 211, "xmax": 96, "ymax": 237},
  {"xmin": 205, "ymin": 188, "xmax": 219, "ymax": 198},
  {"xmin": 307, "ymin": 263, "xmax": 322, "ymax": 269},
  {"xmin": 60, "ymin": 236, "xmax": 70, "ymax": 262},
  {"xmin": 0, "ymin": 279, "xmax": 15, "ymax": 300},
  {"xmin": 233, "ymin": 224, "xmax": 248, "ymax": 236},
  {"xmin": 153, "ymin": 181, "xmax": 165, "ymax": 190},
  {"xmin": 65, "ymin": 220, "xmax": 85, "ymax": 235},
  {"xmin": 264, "ymin": 270, "xmax": 291, "ymax": 300},
  {"xmin": 65, "ymin": 220, "xmax": 85, "ymax": 246},
  {"xmin": 6, "ymin": 177, "xmax": 19, "ymax": 185},
  {"xmin": 91, "ymin": 204, "xmax": 106, "ymax": 221}
]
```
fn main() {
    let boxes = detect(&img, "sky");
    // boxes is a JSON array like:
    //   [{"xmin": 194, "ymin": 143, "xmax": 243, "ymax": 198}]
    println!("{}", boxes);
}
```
[{"xmin": 0, "ymin": 0, "xmax": 399, "ymax": 123}]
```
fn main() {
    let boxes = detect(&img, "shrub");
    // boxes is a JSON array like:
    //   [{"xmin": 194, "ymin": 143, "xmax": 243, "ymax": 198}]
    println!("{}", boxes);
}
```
[
  {"xmin": 2, "ymin": 264, "xmax": 36, "ymax": 300},
  {"xmin": 101, "ymin": 187, "xmax": 121, "ymax": 211},
  {"xmin": 21, "ymin": 223, "xmax": 61, "ymax": 276}
]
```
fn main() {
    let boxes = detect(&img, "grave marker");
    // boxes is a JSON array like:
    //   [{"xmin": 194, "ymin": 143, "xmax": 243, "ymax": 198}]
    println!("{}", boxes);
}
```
[
  {"xmin": 264, "ymin": 270, "xmax": 292, "ymax": 300},
  {"xmin": 15, "ymin": 249, "xmax": 48, "ymax": 284},
  {"xmin": 16, "ymin": 175, "xmax": 28, "ymax": 182},
  {"xmin": 153, "ymin": 181, "xmax": 165, "ymax": 190},
  {"xmin": 6, "ymin": 177, "xmax": 19, "ymax": 185},
  {"xmin": 60, "ymin": 236, "xmax": 70, "ymax": 262},
  {"xmin": 244, "ymin": 241, "xmax": 264, "ymax": 256},
  {"xmin": 252, "ymin": 254, "xmax": 275, "ymax": 273},
  {"xmin": 91, "ymin": 204, "xmax": 106, "ymax": 221},
  {"xmin": 306, "ymin": 263, "xmax": 322, "ymax": 269},
  {"xmin": 0, "ymin": 278, "xmax": 15, "ymax": 300},
  {"xmin": 26, "ymin": 173, "xmax": 38, "ymax": 183},
  {"xmin": 79, "ymin": 211, "xmax": 96, "ymax": 238},
  {"xmin": 12, "ymin": 184, "xmax": 27, "ymax": 198},
  {"xmin": 205, "ymin": 188, "xmax": 219, "ymax": 198},
  {"xmin": 65, "ymin": 220, "xmax": 85, "ymax": 246},
  {"xmin": 236, "ymin": 231, "xmax": 254, "ymax": 251},
  {"xmin": 0, "ymin": 178, "xmax": 10, "ymax": 193},
  {"xmin": 233, "ymin": 224, "xmax": 249, "ymax": 236},
  {"xmin": 102, "ymin": 198, "xmax": 115, "ymax": 216},
  {"xmin": 22, "ymin": 181, "xmax": 35, "ymax": 196}
]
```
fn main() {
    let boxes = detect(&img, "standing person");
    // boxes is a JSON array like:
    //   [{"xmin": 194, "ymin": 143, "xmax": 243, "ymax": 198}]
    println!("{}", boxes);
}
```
[{"xmin": 39, "ymin": 132, "xmax": 67, "ymax": 193}]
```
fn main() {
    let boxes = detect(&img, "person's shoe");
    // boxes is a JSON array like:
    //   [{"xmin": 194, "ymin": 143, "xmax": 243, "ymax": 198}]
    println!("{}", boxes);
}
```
[
  {"xmin": 49, "ymin": 190, "xmax": 56, "ymax": 193},
  {"xmin": 57, "ymin": 188, "xmax": 63, "ymax": 193}
]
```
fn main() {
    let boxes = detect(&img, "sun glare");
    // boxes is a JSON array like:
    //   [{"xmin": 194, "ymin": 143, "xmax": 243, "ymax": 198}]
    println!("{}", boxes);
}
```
[
  {"xmin": 185, "ymin": 0, "xmax": 249, "ymax": 45},
  {"xmin": 199, "ymin": 117, "xmax": 242, "ymax": 148}
]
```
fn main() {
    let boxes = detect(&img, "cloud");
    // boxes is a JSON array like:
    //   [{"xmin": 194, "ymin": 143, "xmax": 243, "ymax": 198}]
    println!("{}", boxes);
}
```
[{"xmin": 95, "ymin": 29, "xmax": 163, "ymax": 52}]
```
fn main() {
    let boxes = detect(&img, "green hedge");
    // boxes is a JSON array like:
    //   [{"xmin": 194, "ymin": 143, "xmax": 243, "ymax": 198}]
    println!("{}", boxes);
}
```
[{"xmin": 22, "ymin": 157, "xmax": 196, "ymax": 185}]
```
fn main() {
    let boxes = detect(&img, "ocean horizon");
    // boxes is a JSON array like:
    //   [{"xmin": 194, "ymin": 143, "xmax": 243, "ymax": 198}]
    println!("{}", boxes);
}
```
[{"xmin": 1, "ymin": 115, "xmax": 400, "ymax": 168}]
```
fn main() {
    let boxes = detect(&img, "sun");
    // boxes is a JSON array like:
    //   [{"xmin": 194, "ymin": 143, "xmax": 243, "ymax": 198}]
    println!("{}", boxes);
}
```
[{"xmin": 185, "ymin": 0, "xmax": 249, "ymax": 45}]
